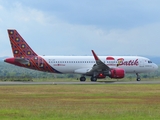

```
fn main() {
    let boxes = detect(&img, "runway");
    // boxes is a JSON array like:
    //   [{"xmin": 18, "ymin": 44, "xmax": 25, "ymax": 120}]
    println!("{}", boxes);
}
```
[{"xmin": 0, "ymin": 81, "xmax": 160, "ymax": 85}]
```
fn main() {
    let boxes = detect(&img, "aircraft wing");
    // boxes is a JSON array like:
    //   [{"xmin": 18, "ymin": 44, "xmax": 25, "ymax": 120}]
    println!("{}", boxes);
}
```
[{"xmin": 87, "ymin": 50, "xmax": 110, "ymax": 74}]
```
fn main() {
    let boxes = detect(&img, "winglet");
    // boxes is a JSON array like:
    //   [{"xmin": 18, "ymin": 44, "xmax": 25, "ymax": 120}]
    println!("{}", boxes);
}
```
[
  {"xmin": 91, "ymin": 50, "xmax": 99, "ymax": 61},
  {"xmin": 91, "ymin": 50, "xmax": 110, "ymax": 70}
]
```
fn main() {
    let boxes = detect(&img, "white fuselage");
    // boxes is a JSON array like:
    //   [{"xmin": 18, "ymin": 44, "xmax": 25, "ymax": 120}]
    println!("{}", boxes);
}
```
[{"xmin": 41, "ymin": 55, "xmax": 158, "ymax": 74}]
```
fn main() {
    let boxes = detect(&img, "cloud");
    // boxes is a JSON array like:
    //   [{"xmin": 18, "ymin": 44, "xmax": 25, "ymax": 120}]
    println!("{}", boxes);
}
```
[
  {"xmin": 22, "ymin": 0, "xmax": 160, "ymax": 29},
  {"xmin": 11, "ymin": 2, "xmax": 50, "ymax": 25},
  {"xmin": 6, "ymin": 0, "xmax": 160, "ymax": 29},
  {"xmin": 0, "ymin": 0, "xmax": 160, "ymax": 57}
]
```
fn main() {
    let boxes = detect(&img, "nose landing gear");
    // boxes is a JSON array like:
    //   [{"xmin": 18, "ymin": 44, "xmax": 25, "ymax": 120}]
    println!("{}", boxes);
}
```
[{"xmin": 136, "ymin": 73, "xmax": 141, "ymax": 81}]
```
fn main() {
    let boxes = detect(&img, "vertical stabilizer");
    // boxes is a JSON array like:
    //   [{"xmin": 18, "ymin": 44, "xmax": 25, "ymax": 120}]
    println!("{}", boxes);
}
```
[
  {"xmin": 6, "ymin": 29, "xmax": 60, "ymax": 73},
  {"xmin": 7, "ymin": 29, "xmax": 37, "ymax": 58}
]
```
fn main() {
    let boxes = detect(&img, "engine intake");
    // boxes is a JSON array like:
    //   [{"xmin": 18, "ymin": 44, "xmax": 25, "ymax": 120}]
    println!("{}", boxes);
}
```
[{"xmin": 110, "ymin": 68, "xmax": 125, "ymax": 79}]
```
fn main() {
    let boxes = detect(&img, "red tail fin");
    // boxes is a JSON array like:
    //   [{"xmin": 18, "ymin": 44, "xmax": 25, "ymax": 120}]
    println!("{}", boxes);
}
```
[
  {"xmin": 5, "ymin": 29, "xmax": 60, "ymax": 74},
  {"xmin": 7, "ymin": 29, "xmax": 37, "ymax": 58}
]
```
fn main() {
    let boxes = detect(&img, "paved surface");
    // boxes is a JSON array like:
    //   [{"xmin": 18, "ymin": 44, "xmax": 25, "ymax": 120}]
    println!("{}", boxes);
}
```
[{"xmin": 0, "ymin": 81, "xmax": 160, "ymax": 85}]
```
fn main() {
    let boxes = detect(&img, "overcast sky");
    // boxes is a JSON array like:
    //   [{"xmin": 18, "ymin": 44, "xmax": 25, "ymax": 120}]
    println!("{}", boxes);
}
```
[{"xmin": 0, "ymin": 0, "xmax": 160, "ymax": 57}]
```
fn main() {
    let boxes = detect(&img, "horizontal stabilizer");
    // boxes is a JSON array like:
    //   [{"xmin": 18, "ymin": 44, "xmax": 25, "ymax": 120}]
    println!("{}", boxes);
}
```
[{"xmin": 14, "ymin": 58, "xmax": 30, "ymax": 65}]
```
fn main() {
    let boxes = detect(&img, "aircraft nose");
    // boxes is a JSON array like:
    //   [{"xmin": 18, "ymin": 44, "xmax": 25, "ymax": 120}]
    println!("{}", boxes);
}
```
[{"xmin": 153, "ymin": 63, "xmax": 158, "ymax": 70}]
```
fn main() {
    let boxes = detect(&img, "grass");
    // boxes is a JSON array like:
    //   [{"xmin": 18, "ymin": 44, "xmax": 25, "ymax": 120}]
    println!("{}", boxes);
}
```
[
  {"xmin": 32, "ymin": 77, "xmax": 160, "ymax": 82},
  {"xmin": 0, "ymin": 84, "xmax": 160, "ymax": 120}
]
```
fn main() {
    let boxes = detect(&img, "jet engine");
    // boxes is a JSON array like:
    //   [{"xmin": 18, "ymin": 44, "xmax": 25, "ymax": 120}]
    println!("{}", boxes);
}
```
[{"xmin": 109, "ymin": 68, "xmax": 125, "ymax": 78}]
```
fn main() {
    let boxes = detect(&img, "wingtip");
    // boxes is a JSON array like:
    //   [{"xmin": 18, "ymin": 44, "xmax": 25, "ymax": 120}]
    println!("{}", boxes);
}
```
[{"xmin": 91, "ymin": 50, "xmax": 95, "ymax": 54}]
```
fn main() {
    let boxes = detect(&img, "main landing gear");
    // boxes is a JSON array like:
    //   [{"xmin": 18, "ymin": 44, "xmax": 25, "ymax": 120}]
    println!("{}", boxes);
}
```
[
  {"xmin": 80, "ymin": 76, "xmax": 86, "ymax": 82},
  {"xmin": 80, "ymin": 76, "xmax": 97, "ymax": 82},
  {"xmin": 90, "ymin": 76, "xmax": 97, "ymax": 82},
  {"xmin": 136, "ymin": 73, "xmax": 141, "ymax": 81}
]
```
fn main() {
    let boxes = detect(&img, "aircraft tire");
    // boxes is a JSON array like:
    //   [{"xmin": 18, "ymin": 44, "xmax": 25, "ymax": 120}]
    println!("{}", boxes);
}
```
[
  {"xmin": 90, "ymin": 77, "xmax": 97, "ymax": 82},
  {"xmin": 80, "ymin": 77, "xmax": 86, "ymax": 82},
  {"xmin": 137, "ymin": 78, "xmax": 141, "ymax": 81},
  {"xmin": 136, "ymin": 73, "xmax": 141, "ymax": 81}
]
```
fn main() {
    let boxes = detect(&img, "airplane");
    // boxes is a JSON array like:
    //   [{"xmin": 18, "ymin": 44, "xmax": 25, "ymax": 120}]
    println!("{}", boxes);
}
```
[{"xmin": 4, "ymin": 29, "xmax": 158, "ymax": 82}]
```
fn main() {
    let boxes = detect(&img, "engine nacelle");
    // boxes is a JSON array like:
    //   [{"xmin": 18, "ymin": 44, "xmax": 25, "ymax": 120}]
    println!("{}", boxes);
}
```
[{"xmin": 110, "ymin": 68, "xmax": 125, "ymax": 79}]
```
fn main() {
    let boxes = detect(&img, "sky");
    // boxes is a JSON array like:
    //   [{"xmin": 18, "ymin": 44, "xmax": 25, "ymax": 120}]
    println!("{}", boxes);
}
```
[{"xmin": 0, "ymin": 0, "xmax": 160, "ymax": 57}]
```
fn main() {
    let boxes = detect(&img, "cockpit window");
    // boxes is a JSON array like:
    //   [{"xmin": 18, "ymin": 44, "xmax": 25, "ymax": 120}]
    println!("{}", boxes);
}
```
[{"xmin": 148, "ymin": 61, "xmax": 152, "ymax": 63}]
